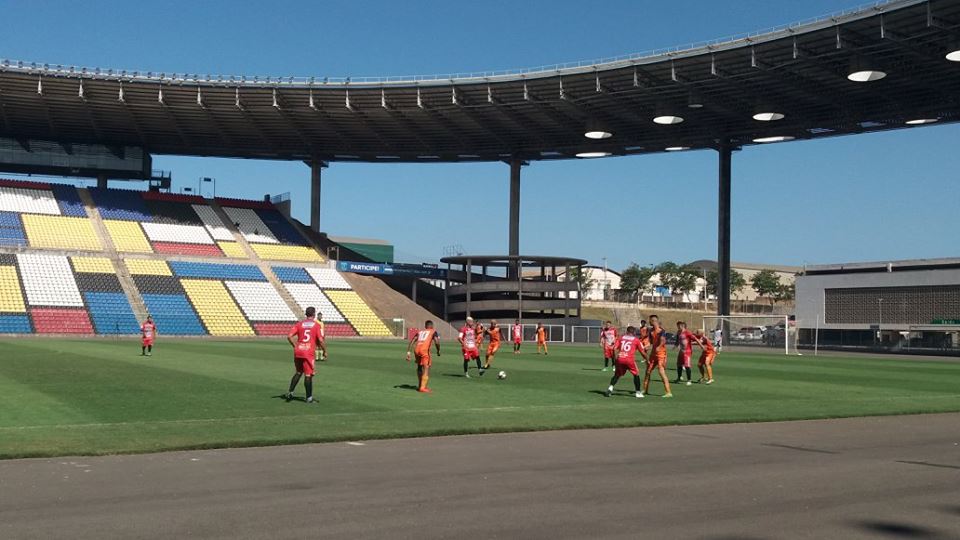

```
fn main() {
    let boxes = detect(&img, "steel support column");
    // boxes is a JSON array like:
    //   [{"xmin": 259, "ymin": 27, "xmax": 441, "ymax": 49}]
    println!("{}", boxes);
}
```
[
  {"xmin": 508, "ymin": 159, "xmax": 523, "ymax": 279},
  {"xmin": 717, "ymin": 142, "xmax": 732, "ymax": 320},
  {"xmin": 97, "ymin": 174, "xmax": 108, "ymax": 190},
  {"xmin": 310, "ymin": 161, "xmax": 326, "ymax": 233}
]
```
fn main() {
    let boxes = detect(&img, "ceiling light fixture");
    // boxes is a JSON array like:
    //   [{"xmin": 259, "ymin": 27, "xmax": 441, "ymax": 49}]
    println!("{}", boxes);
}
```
[
  {"xmin": 575, "ymin": 151, "xmax": 612, "ymax": 158},
  {"xmin": 752, "ymin": 110, "xmax": 785, "ymax": 121},
  {"xmin": 584, "ymin": 119, "xmax": 612, "ymax": 139},
  {"xmin": 905, "ymin": 118, "xmax": 939, "ymax": 125},
  {"xmin": 946, "ymin": 38, "xmax": 960, "ymax": 62},
  {"xmin": 665, "ymin": 146, "xmax": 690, "ymax": 151},
  {"xmin": 752, "ymin": 135, "xmax": 795, "ymax": 143},
  {"xmin": 847, "ymin": 56, "xmax": 886, "ymax": 82}
]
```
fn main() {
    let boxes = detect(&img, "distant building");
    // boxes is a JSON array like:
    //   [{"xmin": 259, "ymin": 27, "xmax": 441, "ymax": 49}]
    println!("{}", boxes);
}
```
[
  {"xmin": 556, "ymin": 265, "xmax": 621, "ymax": 300},
  {"xmin": 687, "ymin": 260, "xmax": 801, "ymax": 301},
  {"xmin": 795, "ymin": 258, "xmax": 960, "ymax": 352}
]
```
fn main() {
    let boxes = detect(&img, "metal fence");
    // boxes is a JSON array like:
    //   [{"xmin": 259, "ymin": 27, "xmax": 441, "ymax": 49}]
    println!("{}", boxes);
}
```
[{"xmin": 522, "ymin": 324, "xmax": 565, "ymax": 343}]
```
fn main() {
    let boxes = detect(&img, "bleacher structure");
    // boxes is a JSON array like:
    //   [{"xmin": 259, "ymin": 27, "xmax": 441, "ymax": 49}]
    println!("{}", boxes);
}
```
[{"xmin": 0, "ymin": 178, "xmax": 393, "ymax": 338}]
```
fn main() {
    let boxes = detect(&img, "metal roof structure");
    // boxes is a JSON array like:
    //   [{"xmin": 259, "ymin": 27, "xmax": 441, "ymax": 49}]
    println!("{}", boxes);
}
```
[{"xmin": 1, "ymin": 0, "xmax": 958, "ymax": 163}]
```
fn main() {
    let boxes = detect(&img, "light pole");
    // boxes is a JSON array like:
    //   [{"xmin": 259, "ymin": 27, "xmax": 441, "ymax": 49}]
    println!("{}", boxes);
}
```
[
  {"xmin": 200, "ymin": 177, "xmax": 216, "ymax": 198},
  {"xmin": 878, "ymin": 298, "xmax": 884, "ymax": 345}
]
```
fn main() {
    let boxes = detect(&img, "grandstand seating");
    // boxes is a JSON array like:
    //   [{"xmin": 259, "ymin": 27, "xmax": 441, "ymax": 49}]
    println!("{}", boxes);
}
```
[{"xmin": 0, "ymin": 179, "xmax": 395, "ymax": 338}]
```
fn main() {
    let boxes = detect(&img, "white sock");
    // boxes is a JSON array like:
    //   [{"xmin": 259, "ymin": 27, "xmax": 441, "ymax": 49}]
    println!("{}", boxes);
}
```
[{"xmin": 607, "ymin": 385, "xmax": 614, "ymax": 392}]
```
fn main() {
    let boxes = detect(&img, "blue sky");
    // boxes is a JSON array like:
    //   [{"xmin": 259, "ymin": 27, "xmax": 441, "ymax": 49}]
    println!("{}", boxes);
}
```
[{"xmin": 3, "ymin": 0, "xmax": 958, "ymax": 270}]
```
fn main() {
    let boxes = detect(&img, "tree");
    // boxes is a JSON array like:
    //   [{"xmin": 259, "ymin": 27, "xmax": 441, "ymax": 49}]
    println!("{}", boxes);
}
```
[
  {"xmin": 773, "ymin": 282, "xmax": 795, "ymax": 303},
  {"xmin": 751, "ymin": 269, "xmax": 782, "ymax": 304},
  {"xmin": 656, "ymin": 262, "xmax": 700, "ymax": 300},
  {"xmin": 566, "ymin": 266, "xmax": 596, "ymax": 295},
  {"xmin": 620, "ymin": 263, "xmax": 656, "ymax": 299},
  {"xmin": 706, "ymin": 268, "xmax": 746, "ymax": 298}
]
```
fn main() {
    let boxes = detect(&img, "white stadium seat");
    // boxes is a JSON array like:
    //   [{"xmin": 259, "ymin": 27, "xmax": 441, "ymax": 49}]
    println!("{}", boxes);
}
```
[
  {"xmin": 192, "ymin": 204, "xmax": 235, "ymax": 241},
  {"xmin": 0, "ymin": 187, "xmax": 62, "ymax": 215},
  {"xmin": 16, "ymin": 253, "xmax": 84, "ymax": 307},
  {"xmin": 224, "ymin": 280, "xmax": 297, "ymax": 322},
  {"xmin": 305, "ymin": 267, "xmax": 352, "ymax": 289},
  {"xmin": 222, "ymin": 207, "xmax": 278, "ymax": 244},
  {"xmin": 282, "ymin": 283, "xmax": 345, "ymax": 322},
  {"xmin": 141, "ymin": 222, "xmax": 216, "ymax": 244}
]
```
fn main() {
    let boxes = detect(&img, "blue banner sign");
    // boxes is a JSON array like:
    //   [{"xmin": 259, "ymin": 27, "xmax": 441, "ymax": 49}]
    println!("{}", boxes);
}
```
[{"xmin": 338, "ymin": 260, "xmax": 447, "ymax": 279}]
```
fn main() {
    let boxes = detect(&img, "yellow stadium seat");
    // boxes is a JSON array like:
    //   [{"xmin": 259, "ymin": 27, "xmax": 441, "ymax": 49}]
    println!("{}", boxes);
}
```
[
  {"xmin": 71, "ymin": 256, "xmax": 114, "ymax": 274},
  {"xmin": 218, "ymin": 241, "xmax": 247, "ymax": 258},
  {"xmin": 324, "ymin": 290, "xmax": 392, "ymax": 337},
  {"xmin": 0, "ymin": 265, "xmax": 26, "ymax": 313},
  {"xmin": 181, "ymin": 279, "xmax": 254, "ymax": 336},
  {"xmin": 125, "ymin": 259, "xmax": 172, "ymax": 276},
  {"xmin": 104, "ymin": 220, "xmax": 153, "ymax": 253},
  {"xmin": 250, "ymin": 244, "xmax": 324, "ymax": 262},
  {"xmin": 22, "ymin": 214, "xmax": 102, "ymax": 251}
]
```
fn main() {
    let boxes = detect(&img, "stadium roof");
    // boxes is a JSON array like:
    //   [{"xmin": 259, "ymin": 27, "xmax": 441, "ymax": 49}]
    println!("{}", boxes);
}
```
[
  {"xmin": 803, "ymin": 257, "xmax": 960, "ymax": 274},
  {"xmin": 0, "ymin": 0, "xmax": 958, "ymax": 163}
]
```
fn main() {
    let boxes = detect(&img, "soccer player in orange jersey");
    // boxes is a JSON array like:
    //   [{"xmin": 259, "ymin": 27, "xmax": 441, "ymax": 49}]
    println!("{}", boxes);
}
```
[
  {"xmin": 511, "ymin": 319, "xmax": 523, "ymax": 354},
  {"xmin": 600, "ymin": 321, "xmax": 618, "ymax": 371},
  {"xmin": 481, "ymin": 319, "xmax": 502, "ymax": 374},
  {"xmin": 536, "ymin": 323, "xmax": 548, "ymax": 355},
  {"xmin": 604, "ymin": 326, "xmax": 645, "ymax": 399},
  {"xmin": 406, "ymin": 320, "xmax": 441, "ymax": 393},
  {"xmin": 284, "ymin": 307, "xmax": 328, "ymax": 403},
  {"xmin": 459, "ymin": 317, "xmax": 482, "ymax": 377},
  {"xmin": 692, "ymin": 329, "xmax": 717, "ymax": 384},
  {"xmin": 642, "ymin": 315, "xmax": 673, "ymax": 398},
  {"xmin": 140, "ymin": 315, "xmax": 157, "ymax": 356}
]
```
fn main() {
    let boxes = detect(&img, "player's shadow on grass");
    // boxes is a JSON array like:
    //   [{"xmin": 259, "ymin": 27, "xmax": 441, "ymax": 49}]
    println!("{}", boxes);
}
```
[
  {"xmin": 581, "ymin": 368, "xmax": 604, "ymax": 371},
  {"xmin": 393, "ymin": 384, "xmax": 419, "ymax": 391},
  {"xmin": 441, "ymin": 373, "xmax": 471, "ymax": 378},
  {"xmin": 854, "ymin": 520, "xmax": 940, "ymax": 538},
  {"xmin": 272, "ymin": 394, "xmax": 307, "ymax": 402}
]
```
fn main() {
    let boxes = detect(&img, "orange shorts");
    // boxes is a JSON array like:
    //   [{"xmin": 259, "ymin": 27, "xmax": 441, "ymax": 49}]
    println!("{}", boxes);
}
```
[
  {"xmin": 415, "ymin": 352, "xmax": 432, "ymax": 367},
  {"xmin": 698, "ymin": 352, "xmax": 716, "ymax": 366},
  {"xmin": 646, "ymin": 354, "xmax": 667, "ymax": 370},
  {"xmin": 487, "ymin": 342, "xmax": 501, "ymax": 356}
]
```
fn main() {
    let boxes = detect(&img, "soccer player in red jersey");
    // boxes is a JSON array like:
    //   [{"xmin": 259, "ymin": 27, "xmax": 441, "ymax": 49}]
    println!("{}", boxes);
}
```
[
  {"xmin": 140, "ymin": 315, "xmax": 157, "ymax": 356},
  {"xmin": 406, "ymin": 320, "xmax": 441, "ymax": 393},
  {"xmin": 481, "ymin": 319, "xmax": 502, "ymax": 374},
  {"xmin": 284, "ymin": 307, "xmax": 328, "ymax": 403},
  {"xmin": 511, "ymin": 319, "xmax": 523, "ymax": 354},
  {"xmin": 459, "ymin": 317, "xmax": 482, "ymax": 377},
  {"xmin": 642, "ymin": 315, "xmax": 673, "ymax": 398},
  {"xmin": 692, "ymin": 329, "xmax": 717, "ymax": 384},
  {"xmin": 600, "ymin": 321, "xmax": 618, "ymax": 371},
  {"xmin": 673, "ymin": 321, "xmax": 695, "ymax": 385},
  {"xmin": 604, "ymin": 326, "xmax": 645, "ymax": 399}
]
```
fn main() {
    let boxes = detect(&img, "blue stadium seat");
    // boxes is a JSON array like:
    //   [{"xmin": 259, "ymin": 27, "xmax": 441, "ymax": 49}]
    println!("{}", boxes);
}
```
[
  {"xmin": 83, "ymin": 292, "xmax": 140, "ymax": 334},
  {"xmin": 271, "ymin": 266, "xmax": 313, "ymax": 283},
  {"xmin": 0, "ymin": 314, "xmax": 32, "ymax": 333},
  {"xmin": 256, "ymin": 209, "xmax": 309, "ymax": 246},
  {"xmin": 169, "ymin": 261, "xmax": 264, "ymax": 281},
  {"xmin": 141, "ymin": 293, "xmax": 206, "ymax": 335},
  {"xmin": 89, "ymin": 188, "xmax": 153, "ymax": 221},
  {"xmin": 51, "ymin": 184, "xmax": 88, "ymax": 217}
]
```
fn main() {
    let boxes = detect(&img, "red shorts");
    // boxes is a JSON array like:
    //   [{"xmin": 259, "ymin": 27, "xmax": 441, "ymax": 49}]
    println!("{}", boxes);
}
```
[
  {"xmin": 699, "ymin": 352, "xmax": 716, "ymax": 366},
  {"xmin": 294, "ymin": 356, "xmax": 315, "ymax": 376},
  {"xmin": 677, "ymin": 351, "xmax": 692, "ymax": 368},
  {"xmin": 415, "ymin": 353, "xmax": 432, "ymax": 367},
  {"xmin": 487, "ymin": 342, "xmax": 501, "ymax": 356},
  {"xmin": 603, "ymin": 346, "xmax": 616, "ymax": 359},
  {"xmin": 615, "ymin": 358, "xmax": 639, "ymax": 377},
  {"xmin": 463, "ymin": 348, "xmax": 479, "ymax": 360},
  {"xmin": 142, "ymin": 338, "xmax": 154, "ymax": 346},
  {"xmin": 646, "ymin": 354, "xmax": 667, "ymax": 370},
  {"xmin": 514, "ymin": 338, "xmax": 522, "ymax": 345}
]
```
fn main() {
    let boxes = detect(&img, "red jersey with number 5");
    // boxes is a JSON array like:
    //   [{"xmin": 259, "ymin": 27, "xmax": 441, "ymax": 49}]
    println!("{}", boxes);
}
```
[{"xmin": 291, "ymin": 319, "xmax": 322, "ymax": 360}]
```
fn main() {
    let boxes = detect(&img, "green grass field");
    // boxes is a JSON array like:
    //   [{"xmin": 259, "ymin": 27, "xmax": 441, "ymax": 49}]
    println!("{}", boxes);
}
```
[{"xmin": 1, "ymin": 338, "xmax": 958, "ymax": 459}]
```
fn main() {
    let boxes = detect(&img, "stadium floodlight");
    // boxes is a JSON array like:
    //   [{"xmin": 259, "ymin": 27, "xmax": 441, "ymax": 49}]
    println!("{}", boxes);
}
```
[
  {"xmin": 584, "ymin": 120, "xmax": 612, "ymax": 139},
  {"xmin": 752, "ymin": 135, "xmax": 795, "ymax": 143},
  {"xmin": 946, "ymin": 38, "xmax": 960, "ymax": 62},
  {"xmin": 686, "ymin": 90, "xmax": 704, "ymax": 109},
  {"xmin": 575, "ymin": 151, "xmax": 612, "ymax": 158},
  {"xmin": 665, "ymin": 146, "xmax": 690, "ymax": 151},
  {"xmin": 847, "ymin": 56, "xmax": 886, "ymax": 82},
  {"xmin": 905, "ymin": 118, "xmax": 939, "ymax": 125},
  {"xmin": 653, "ymin": 103, "xmax": 684, "ymax": 125},
  {"xmin": 753, "ymin": 104, "xmax": 785, "ymax": 121}
]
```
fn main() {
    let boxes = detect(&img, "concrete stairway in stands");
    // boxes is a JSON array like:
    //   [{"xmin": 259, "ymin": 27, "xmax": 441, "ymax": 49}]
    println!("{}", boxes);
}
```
[
  {"xmin": 78, "ymin": 187, "xmax": 150, "ymax": 322},
  {"xmin": 341, "ymin": 272, "xmax": 456, "ymax": 339}
]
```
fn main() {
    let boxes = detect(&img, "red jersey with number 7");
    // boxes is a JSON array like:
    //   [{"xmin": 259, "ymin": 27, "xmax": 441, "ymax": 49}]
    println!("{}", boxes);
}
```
[{"xmin": 291, "ymin": 319, "xmax": 323, "ymax": 360}]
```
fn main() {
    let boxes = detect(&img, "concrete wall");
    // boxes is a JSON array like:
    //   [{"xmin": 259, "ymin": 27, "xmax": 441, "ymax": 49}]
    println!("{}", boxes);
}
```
[{"xmin": 795, "ymin": 268, "xmax": 960, "ymax": 330}]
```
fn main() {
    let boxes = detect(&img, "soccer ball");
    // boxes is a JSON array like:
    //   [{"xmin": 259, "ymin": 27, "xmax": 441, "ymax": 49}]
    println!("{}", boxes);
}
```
[{"xmin": 497, "ymin": 371, "xmax": 507, "ymax": 380}]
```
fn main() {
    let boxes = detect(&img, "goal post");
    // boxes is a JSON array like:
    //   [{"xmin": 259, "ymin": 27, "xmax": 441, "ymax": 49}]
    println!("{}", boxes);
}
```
[{"xmin": 702, "ymin": 315, "xmax": 795, "ymax": 355}]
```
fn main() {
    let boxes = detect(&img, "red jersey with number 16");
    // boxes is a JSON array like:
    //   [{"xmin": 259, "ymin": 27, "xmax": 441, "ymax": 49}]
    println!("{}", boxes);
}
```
[{"xmin": 291, "ymin": 319, "xmax": 323, "ymax": 360}]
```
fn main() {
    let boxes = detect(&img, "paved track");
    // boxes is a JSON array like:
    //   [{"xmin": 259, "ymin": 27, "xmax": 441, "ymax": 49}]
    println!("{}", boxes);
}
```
[{"xmin": 2, "ymin": 414, "xmax": 959, "ymax": 540}]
